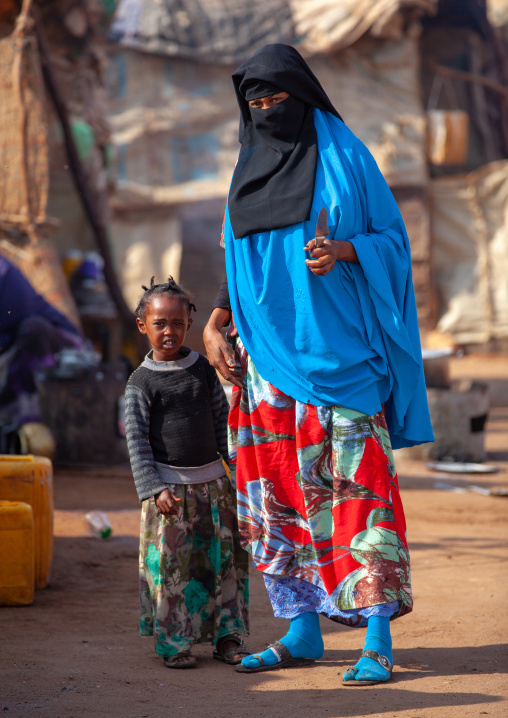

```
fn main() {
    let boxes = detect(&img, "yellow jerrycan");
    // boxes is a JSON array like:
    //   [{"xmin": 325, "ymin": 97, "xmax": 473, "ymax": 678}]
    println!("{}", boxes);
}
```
[
  {"xmin": 0, "ymin": 456, "xmax": 54, "ymax": 589},
  {"xmin": 0, "ymin": 500, "xmax": 34, "ymax": 606}
]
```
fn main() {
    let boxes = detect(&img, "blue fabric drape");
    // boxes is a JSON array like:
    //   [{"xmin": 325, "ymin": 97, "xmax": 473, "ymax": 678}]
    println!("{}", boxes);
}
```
[{"xmin": 224, "ymin": 109, "xmax": 433, "ymax": 449}]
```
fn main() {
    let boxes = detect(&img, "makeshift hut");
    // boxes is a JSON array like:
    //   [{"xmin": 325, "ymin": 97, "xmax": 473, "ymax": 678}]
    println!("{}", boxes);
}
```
[
  {"xmin": 0, "ymin": 0, "xmax": 132, "ymax": 462},
  {"xmin": 421, "ymin": 0, "xmax": 508, "ymax": 348},
  {"xmin": 0, "ymin": 0, "xmax": 136, "ymax": 351},
  {"xmin": 0, "ymin": 0, "xmax": 80, "ymax": 328}
]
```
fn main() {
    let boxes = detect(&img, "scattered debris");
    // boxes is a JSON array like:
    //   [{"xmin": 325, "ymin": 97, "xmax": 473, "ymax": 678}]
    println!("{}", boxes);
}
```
[{"xmin": 434, "ymin": 481, "xmax": 508, "ymax": 497}]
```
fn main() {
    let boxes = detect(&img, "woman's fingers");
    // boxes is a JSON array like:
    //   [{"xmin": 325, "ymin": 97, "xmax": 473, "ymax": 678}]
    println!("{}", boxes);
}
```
[
  {"xmin": 309, "ymin": 244, "xmax": 335, "ymax": 259},
  {"xmin": 305, "ymin": 256, "xmax": 335, "ymax": 275},
  {"xmin": 203, "ymin": 325, "xmax": 242, "ymax": 388},
  {"xmin": 218, "ymin": 345, "xmax": 242, "ymax": 388},
  {"xmin": 304, "ymin": 239, "xmax": 320, "ymax": 251},
  {"xmin": 304, "ymin": 238, "xmax": 336, "ymax": 276},
  {"xmin": 310, "ymin": 267, "xmax": 331, "ymax": 275}
]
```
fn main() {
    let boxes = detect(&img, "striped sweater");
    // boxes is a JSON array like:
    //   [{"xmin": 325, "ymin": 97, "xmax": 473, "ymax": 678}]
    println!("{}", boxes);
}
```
[{"xmin": 125, "ymin": 349, "xmax": 229, "ymax": 501}]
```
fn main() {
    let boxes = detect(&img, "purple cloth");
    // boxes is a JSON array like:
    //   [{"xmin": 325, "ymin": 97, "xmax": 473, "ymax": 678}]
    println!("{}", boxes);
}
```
[
  {"xmin": 264, "ymin": 573, "xmax": 399, "ymax": 627},
  {"xmin": 0, "ymin": 257, "xmax": 84, "ymax": 426},
  {"xmin": 0, "ymin": 256, "xmax": 81, "ymax": 352},
  {"xmin": 0, "ymin": 316, "xmax": 84, "ymax": 426}
]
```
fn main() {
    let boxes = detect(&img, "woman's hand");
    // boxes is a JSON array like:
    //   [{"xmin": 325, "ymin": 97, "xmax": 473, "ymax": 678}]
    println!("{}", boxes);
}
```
[
  {"xmin": 203, "ymin": 308, "xmax": 242, "ymax": 388},
  {"xmin": 155, "ymin": 488, "xmax": 181, "ymax": 516},
  {"xmin": 304, "ymin": 238, "xmax": 358, "ymax": 275},
  {"xmin": 304, "ymin": 238, "xmax": 337, "ymax": 275}
]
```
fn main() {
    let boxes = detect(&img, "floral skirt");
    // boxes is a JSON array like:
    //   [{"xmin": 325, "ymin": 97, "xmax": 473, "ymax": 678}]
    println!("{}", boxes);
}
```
[
  {"xmin": 139, "ymin": 476, "xmax": 250, "ymax": 657},
  {"xmin": 228, "ymin": 338, "xmax": 412, "ymax": 627}
]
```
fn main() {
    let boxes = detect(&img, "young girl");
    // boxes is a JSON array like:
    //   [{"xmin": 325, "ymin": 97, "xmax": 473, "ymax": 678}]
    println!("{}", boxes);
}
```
[{"xmin": 125, "ymin": 277, "xmax": 249, "ymax": 668}]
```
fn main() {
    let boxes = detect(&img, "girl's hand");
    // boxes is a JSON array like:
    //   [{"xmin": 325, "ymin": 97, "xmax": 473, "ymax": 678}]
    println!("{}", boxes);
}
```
[
  {"xmin": 304, "ymin": 238, "xmax": 337, "ymax": 276},
  {"xmin": 155, "ymin": 488, "xmax": 181, "ymax": 516}
]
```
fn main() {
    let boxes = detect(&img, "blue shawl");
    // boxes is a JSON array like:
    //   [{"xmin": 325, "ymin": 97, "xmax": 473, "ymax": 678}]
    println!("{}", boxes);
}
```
[{"xmin": 224, "ymin": 109, "xmax": 433, "ymax": 449}]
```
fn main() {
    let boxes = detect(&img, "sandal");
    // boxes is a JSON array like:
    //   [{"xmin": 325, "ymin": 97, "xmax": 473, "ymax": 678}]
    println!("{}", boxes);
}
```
[
  {"xmin": 341, "ymin": 650, "xmax": 393, "ymax": 686},
  {"xmin": 234, "ymin": 640, "xmax": 316, "ymax": 674},
  {"xmin": 163, "ymin": 652, "xmax": 197, "ymax": 669},
  {"xmin": 213, "ymin": 635, "xmax": 250, "ymax": 665}
]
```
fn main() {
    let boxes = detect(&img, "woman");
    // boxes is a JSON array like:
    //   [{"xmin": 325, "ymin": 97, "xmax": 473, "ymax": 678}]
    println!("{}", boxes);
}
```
[{"xmin": 203, "ymin": 44, "xmax": 433, "ymax": 686}]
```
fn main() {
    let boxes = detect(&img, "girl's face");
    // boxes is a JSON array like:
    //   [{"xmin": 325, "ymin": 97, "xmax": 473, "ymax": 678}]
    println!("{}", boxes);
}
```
[
  {"xmin": 136, "ymin": 294, "xmax": 193, "ymax": 362},
  {"xmin": 248, "ymin": 92, "xmax": 289, "ymax": 111}
]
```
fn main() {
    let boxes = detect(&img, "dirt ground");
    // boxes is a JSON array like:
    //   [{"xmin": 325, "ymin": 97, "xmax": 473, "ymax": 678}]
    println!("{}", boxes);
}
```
[{"xmin": 1, "ymin": 356, "xmax": 507, "ymax": 718}]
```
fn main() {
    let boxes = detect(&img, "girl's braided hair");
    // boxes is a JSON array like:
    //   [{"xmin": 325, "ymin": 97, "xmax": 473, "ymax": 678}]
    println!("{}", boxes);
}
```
[{"xmin": 135, "ymin": 276, "xmax": 196, "ymax": 320}]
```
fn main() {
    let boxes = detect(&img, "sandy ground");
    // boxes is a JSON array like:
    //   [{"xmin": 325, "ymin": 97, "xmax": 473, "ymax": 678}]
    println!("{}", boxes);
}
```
[{"xmin": 1, "ymin": 357, "xmax": 507, "ymax": 718}]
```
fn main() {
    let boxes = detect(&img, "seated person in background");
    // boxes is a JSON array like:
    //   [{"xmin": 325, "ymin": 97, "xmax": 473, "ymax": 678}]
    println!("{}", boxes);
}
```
[{"xmin": 0, "ymin": 255, "xmax": 85, "ymax": 428}]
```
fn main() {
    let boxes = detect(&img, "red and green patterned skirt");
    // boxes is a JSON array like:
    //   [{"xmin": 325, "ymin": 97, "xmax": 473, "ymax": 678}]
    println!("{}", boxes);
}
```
[{"xmin": 228, "ymin": 337, "xmax": 412, "ymax": 626}]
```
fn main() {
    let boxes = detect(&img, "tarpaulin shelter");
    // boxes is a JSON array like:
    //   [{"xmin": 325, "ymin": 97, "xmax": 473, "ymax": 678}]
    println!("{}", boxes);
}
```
[
  {"xmin": 421, "ymin": 0, "xmax": 508, "ymax": 347},
  {"xmin": 0, "ymin": 0, "xmax": 80, "ymax": 328},
  {"xmin": 1, "ymin": 0, "xmax": 139, "ymax": 356}
]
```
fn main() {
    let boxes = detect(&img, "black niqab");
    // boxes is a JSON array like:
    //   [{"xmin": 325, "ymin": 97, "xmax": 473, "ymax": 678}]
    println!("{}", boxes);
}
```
[{"xmin": 228, "ymin": 44, "xmax": 343, "ymax": 239}]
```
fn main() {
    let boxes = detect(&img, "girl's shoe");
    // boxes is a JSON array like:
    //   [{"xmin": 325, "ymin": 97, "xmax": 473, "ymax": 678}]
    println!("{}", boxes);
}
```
[
  {"xmin": 163, "ymin": 652, "xmax": 197, "ymax": 668},
  {"xmin": 213, "ymin": 635, "xmax": 250, "ymax": 665}
]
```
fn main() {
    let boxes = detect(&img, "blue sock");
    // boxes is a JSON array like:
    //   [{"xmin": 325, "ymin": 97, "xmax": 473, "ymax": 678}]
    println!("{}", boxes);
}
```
[
  {"xmin": 343, "ymin": 615, "xmax": 393, "ymax": 683},
  {"xmin": 241, "ymin": 612, "xmax": 324, "ymax": 669}
]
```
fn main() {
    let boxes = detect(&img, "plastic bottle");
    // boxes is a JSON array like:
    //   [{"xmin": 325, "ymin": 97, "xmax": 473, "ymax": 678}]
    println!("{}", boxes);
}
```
[{"xmin": 85, "ymin": 511, "xmax": 112, "ymax": 539}]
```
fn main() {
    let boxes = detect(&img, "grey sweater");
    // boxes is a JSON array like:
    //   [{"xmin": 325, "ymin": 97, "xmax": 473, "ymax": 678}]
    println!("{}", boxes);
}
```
[{"xmin": 125, "ymin": 349, "xmax": 229, "ymax": 501}]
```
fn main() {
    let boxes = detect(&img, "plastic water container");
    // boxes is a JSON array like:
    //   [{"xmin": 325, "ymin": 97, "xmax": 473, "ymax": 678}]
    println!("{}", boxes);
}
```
[
  {"xmin": 0, "ymin": 455, "xmax": 54, "ymax": 589},
  {"xmin": 0, "ymin": 500, "xmax": 34, "ymax": 606}
]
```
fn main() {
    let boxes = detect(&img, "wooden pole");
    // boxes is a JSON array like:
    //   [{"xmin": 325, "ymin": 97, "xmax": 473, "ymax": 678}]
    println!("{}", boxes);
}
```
[
  {"xmin": 428, "ymin": 60, "xmax": 508, "ymax": 99},
  {"xmin": 34, "ymin": 7, "xmax": 135, "ymax": 330}
]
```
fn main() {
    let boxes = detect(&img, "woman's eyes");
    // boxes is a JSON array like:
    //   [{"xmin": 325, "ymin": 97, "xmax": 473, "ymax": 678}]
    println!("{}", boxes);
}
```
[{"xmin": 250, "ymin": 96, "xmax": 284, "ymax": 108}]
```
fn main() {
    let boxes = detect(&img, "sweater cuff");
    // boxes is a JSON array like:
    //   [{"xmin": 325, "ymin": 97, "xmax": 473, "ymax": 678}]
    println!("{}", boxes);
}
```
[{"xmin": 137, "ymin": 477, "xmax": 168, "ymax": 503}]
